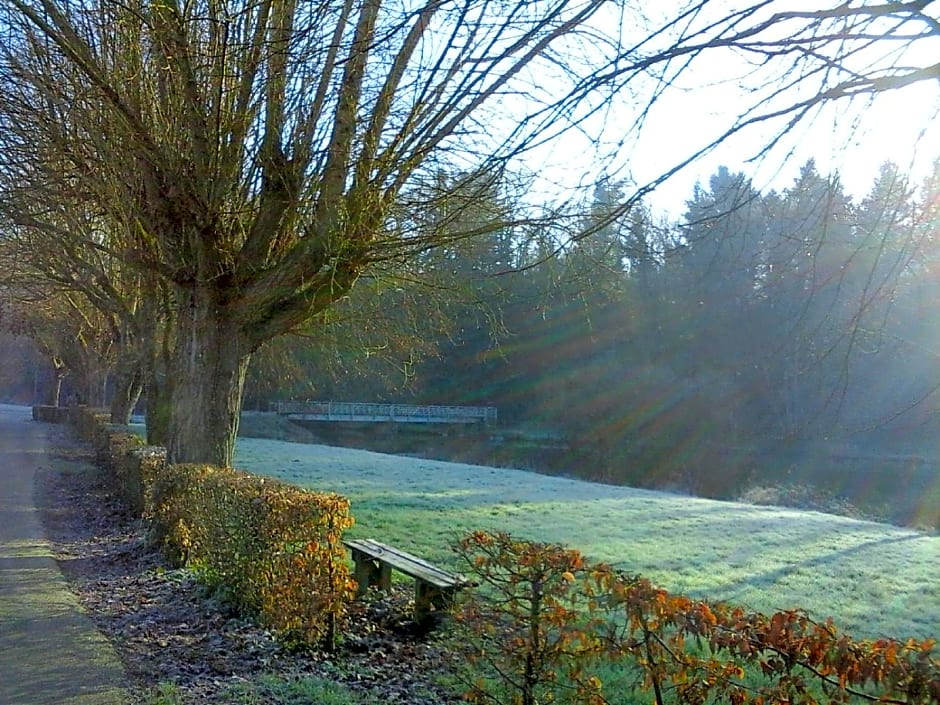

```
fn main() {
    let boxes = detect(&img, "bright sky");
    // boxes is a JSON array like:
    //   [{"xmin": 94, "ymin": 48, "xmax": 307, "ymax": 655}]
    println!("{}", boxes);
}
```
[
  {"xmin": 635, "ymin": 79, "xmax": 940, "ymax": 218},
  {"xmin": 513, "ymin": 2, "xmax": 940, "ymax": 220}
]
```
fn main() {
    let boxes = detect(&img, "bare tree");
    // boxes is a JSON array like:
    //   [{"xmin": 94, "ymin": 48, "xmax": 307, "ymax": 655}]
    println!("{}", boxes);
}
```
[
  {"xmin": 0, "ymin": 197, "xmax": 171, "ymax": 427},
  {"xmin": 0, "ymin": 283, "xmax": 115, "ymax": 407},
  {"xmin": 0, "ymin": 0, "xmax": 936, "ymax": 465}
]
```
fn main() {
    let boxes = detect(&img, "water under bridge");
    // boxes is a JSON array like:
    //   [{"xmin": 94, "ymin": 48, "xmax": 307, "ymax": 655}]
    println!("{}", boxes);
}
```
[{"xmin": 273, "ymin": 401, "xmax": 497, "ymax": 426}]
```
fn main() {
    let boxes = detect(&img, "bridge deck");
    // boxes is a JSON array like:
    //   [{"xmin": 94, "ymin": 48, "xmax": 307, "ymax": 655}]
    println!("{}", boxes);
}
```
[{"xmin": 274, "ymin": 401, "xmax": 497, "ymax": 425}]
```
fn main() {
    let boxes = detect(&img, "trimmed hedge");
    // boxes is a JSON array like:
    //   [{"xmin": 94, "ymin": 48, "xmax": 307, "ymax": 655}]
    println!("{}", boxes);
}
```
[
  {"xmin": 115, "ymin": 445, "xmax": 167, "ymax": 517},
  {"xmin": 62, "ymin": 407, "xmax": 155, "ymax": 512},
  {"xmin": 150, "ymin": 463, "xmax": 355, "ymax": 649},
  {"xmin": 51, "ymin": 407, "xmax": 355, "ymax": 650},
  {"xmin": 32, "ymin": 405, "xmax": 69, "ymax": 423},
  {"xmin": 67, "ymin": 406, "xmax": 111, "ymax": 443}
]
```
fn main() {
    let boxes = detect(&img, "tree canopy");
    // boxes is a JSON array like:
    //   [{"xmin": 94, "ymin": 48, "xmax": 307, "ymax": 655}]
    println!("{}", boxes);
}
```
[{"xmin": 1, "ymin": 0, "xmax": 937, "ymax": 465}]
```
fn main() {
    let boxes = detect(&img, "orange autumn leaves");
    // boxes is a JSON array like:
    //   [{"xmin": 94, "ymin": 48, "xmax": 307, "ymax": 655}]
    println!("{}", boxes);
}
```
[{"xmin": 454, "ymin": 531, "xmax": 938, "ymax": 705}]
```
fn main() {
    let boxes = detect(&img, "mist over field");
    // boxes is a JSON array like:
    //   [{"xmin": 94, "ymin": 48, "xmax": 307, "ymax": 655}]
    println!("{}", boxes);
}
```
[{"xmin": 233, "ymin": 430, "xmax": 940, "ymax": 641}]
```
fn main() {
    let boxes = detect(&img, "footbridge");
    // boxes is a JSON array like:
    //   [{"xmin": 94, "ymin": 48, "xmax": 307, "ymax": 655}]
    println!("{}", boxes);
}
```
[{"xmin": 274, "ymin": 401, "xmax": 497, "ymax": 426}]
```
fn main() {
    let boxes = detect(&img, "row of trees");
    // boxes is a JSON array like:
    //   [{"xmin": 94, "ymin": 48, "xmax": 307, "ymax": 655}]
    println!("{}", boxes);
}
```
[
  {"xmin": 236, "ymin": 158, "xmax": 939, "ymax": 493},
  {"xmin": 1, "ymin": 0, "xmax": 938, "ymax": 466}
]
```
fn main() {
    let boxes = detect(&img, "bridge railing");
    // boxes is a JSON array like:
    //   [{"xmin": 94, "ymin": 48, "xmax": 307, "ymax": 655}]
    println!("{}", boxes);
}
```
[{"xmin": 274, "ymin": 401, "xmax": 497, "ymax": 425}]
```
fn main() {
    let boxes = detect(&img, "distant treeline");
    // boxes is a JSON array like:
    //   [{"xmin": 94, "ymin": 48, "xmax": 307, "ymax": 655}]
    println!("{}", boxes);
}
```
[
  {"xmin": 240, "ymin": 159, "xmax": 940, "ymax": 519},
  {"xmin": 6, "ymin": 159, "xmax": 939, "ymax": 517}
]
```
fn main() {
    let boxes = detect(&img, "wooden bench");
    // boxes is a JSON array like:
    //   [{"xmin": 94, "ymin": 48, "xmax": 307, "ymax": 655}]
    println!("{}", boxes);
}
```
[{"xmin": 344, "ymin": 538, "xmax": 474, "ymax": 624}]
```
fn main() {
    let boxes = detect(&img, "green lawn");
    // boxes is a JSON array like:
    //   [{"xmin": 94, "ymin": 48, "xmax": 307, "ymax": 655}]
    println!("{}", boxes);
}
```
[{"xmin": 235, "ymin": 436, "xmax": 939, "ymax": 641}]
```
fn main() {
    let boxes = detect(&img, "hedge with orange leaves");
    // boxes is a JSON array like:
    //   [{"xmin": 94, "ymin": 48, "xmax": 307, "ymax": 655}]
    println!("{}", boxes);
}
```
[
  {"xmin": 47, "ymin": 407, "xmax": 355, "ymax": 650},
  {"xmin": 150, "ymin": 463, "xmax": 355, "ymax": 649},
  {"xmin": 454, "ymin": 531, "xmax": 939, "ymax": 705}
]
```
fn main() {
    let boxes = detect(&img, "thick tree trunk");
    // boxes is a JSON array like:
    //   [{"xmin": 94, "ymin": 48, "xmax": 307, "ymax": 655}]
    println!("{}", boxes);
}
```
[
  {"xmin": 143, "ymin": 352, "xmax": 173, "ymax": 447},
  {"xmin": 145, "ymin": 377, "xmax": 172, "ymax": 447},
  {"xmin": 139, "ymin": 312, "xmax": 174, "ymax": 446},
  {"xmin": 79, "ymin": 363, "xmax": 108, "ymax": 408},
  {"xmin": 166, "ymin": 288, "xmax": 251, "ymax": 467}
]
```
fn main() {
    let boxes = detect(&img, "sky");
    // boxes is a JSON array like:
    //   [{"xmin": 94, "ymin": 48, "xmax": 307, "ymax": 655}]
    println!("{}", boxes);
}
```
[
  {"xmin": 511, "ymin": 2, "xmax": 940, "ymax": 221},
  {"xmin": 635, "ymin": 77, "xmax": 940, "ymax": 218}
]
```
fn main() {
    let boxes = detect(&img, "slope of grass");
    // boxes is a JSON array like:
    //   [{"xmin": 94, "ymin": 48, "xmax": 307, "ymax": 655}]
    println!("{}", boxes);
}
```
[{"xmin": 234, "ymin": 436, "xmax": 938, "ymax": 640}]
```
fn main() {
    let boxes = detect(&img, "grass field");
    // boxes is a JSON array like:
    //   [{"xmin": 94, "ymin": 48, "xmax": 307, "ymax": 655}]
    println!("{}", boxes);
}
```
[{"xmin": 232, "ymin": 434, "xmax": 939, "ymax": 641}]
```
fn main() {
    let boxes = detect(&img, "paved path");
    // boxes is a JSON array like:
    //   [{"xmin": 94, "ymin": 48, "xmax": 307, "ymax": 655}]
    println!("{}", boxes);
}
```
[{"xmin": 0, "ymin": 404, "xmax": 130, "ymax": 704}]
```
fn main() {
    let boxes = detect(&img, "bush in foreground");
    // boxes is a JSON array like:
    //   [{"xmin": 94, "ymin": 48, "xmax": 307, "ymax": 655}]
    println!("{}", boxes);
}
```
[{"xmin": 454, "ymin": 531, "xmax": 939, "ymax": 705}]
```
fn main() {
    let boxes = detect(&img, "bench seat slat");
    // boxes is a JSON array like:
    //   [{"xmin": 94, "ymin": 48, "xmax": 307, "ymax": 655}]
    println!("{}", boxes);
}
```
[
  {"xmin": 345, "ymin": 538, "xmax": 470, "ymax": 589},
  {"xmin": 344, "ymin": 538, "xmax": 476, "ymax": 625}
]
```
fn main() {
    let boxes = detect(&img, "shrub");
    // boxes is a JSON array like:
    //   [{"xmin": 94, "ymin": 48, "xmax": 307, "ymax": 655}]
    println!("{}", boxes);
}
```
[
  {"xmin": 55, "ymin": 406, "xmax": 355, "ymax": 650},
  {"xmin": 453, "ymin": 531, "xmax": 610, "ymax": 705},
  {"xmin": 454, "ymin": 531, "xmax": 940, "ymax": 705},
  {"xmin": 32, "ymin": 405, "xmax": 69, "ymax": 423},
  {"xmin": 910, "ymin": 482, "xmax": 940, "ymax": 532},
  {"xmin": 59, "ymin": 407, "xmax": 164, "ymax": 517},
  {"xmin": 97, "ymin": 430, "xmax": 145, "ymax": 499},
  {"xmin": 737, "ymin": 483, "xmax": 876, "ymax": 521},
  {"xmin": 67, "ymin": 406, "xmax": 110, "ymax": 443},
  {"xmin": 116, "ymin": 445, "xmax": 167, "ymax": 517},
  {"xmin": 151, "ymin": 464, "xmax": 355, "ymax": 649}
]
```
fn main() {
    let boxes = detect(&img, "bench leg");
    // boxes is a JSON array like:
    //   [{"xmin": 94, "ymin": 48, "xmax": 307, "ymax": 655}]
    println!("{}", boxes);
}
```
[
  {"xmin": 351, "ymin": 552, "xmax": 393, "ymax": 596},
  {"xmin": 414, "ymin": 581, "xmax": 457, "ymax": 624}
]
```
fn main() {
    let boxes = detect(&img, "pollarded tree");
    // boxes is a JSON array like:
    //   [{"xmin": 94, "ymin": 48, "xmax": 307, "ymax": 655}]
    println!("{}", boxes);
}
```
[
  {"xmin": 1, "ymin": 0, "xmax": 937, "ymax": 466},
  {"xmin": 2, "ymin": 0, "xmax": 643, "ymax": 466}
]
